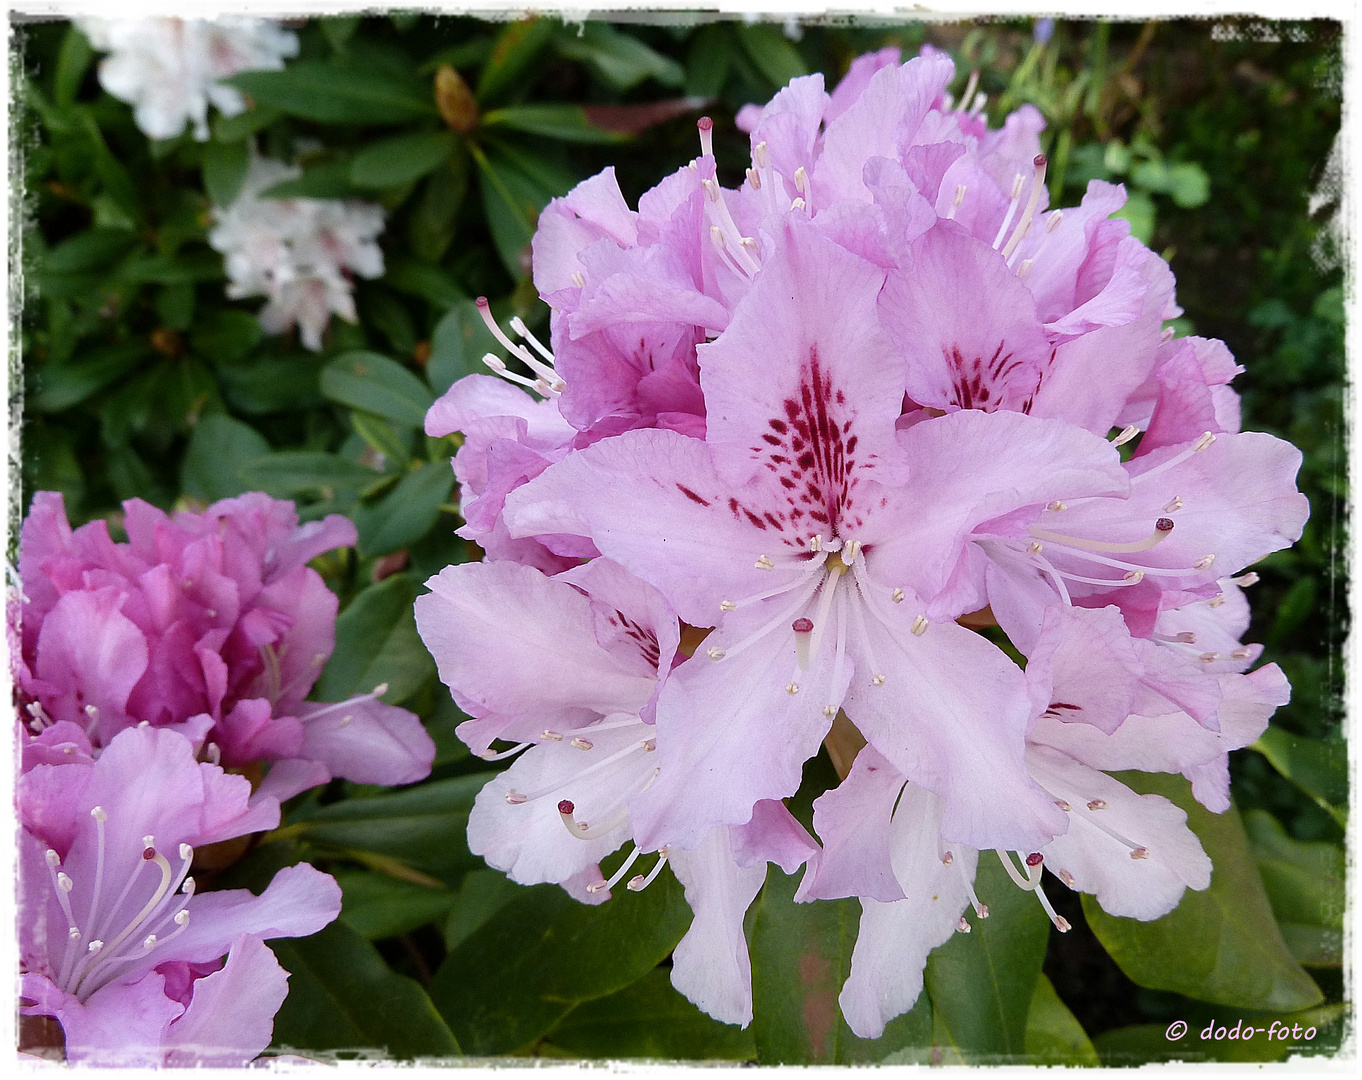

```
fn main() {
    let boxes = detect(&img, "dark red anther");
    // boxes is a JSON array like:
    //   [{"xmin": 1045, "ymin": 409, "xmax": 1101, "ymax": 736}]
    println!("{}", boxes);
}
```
[
  {"xmin": 142, "ymin": 847, "xmax": 157, "ymax": 861},
  {"xmin": 1025, "ymin": 852, "xmax": 1044, "ymax": 867},
  {"xmin": 1033, "ymin": 154, "xmax": 1047, "ymax": 168},
  {"xmin": 558, "ymin": 800, "xmax": 575, "ymax": 816},
  {"xmin": 792, "ymin": 618, "xmax": 814, "ymax": 633},
  {"xmin": 1155, "ymin": 517, "xmax": 1175, "ymax": 532}
]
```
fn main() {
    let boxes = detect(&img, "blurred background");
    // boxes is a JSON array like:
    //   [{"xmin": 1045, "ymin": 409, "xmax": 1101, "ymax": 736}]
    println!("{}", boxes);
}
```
[{"xmin": 14, "ymin": 14, "xmax": 1346, "ymax": 1064}]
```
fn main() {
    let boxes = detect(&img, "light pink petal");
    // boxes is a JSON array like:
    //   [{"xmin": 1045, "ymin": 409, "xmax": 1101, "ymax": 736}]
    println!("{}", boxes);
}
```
[
  {"xmin": 881, "ymin": 222, "xmax": 1051, "ymax": 413},
  {"xmin": 843, "ymin": 587, "xmax": 1067, "ymax": 851},
  {"xmin": 297, "ymin": 697, "xmax": 435, "ymax": 787},
  {"xmin": 798, "ymin": 743, "xmax": 905, "ymax": 902},
  {"xmin": 416, "ymin": 560, "xmax": 657, "ymax": 729},
  {"xmin": 162, "ymin": 863, "xmax": 341, "ymax": 966},
  {"xmin": 1018, "ymin": 180, "xmax": 1130, "ymax": 325},
  {"xmin": 825, "ymin": 47, "xmax": 902, "ymax": 123},
  {"xmin": 669, "ymin": 827, "xmax": 768, "ymax": 1027},
  {"xmin": 732, "ymin": 799, "xmax": 818, "ymax": 874},
  {"xmin": 1029, "ymin": 745, "xmax": 1211, "ymax": 920},
  {"xmin": 163, "ymin": 935, "xmax": 289, "ymax": 1067},
  {"xmin": 503, "ymin": 427, "xmax": 775, "ymax": 627},
  {"xmin": 253, "ymin": 757, "xmax": 332, "ymax": 805},
  {"xmin": 26, "ymin": 970, "xmax": 182, "ymax": 1067},
  {"xmin": 34, "ymin": 587, "xmax": 148, "ymax": 730},
  {"xmin": 743, "ymin": 73, "xmax": 828, "ymax": 190},
  {"xmin": 839, "ymin": 784, "xmax": 975, "ymax": 1040}
]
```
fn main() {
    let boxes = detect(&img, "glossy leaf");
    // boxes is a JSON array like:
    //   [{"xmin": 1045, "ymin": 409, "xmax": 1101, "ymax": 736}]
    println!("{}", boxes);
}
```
[
  {"xmin": 268, "ymin": 920, "xmax": 460, "ymax": 1060},
  {"xmin": 30, "ymin": 344, "xmax": 146, "ymax": 412},
  {"xmin": 544, "ymin": 970, "xmax": 756, "ymax": 1060},
  {"xmin": 407, "ymin": 152, "xmax": 469, "ymax": 264},
  {"xmin": 384, "ymin": 257, "xmax": 468, "ymax": 310},
  {"xmin": 353, "ymin": 461, "xmax": 453, "ymax": 557},
  {"xmin": 553, "ymin": 23, "xmax": 684, "ymax": 91},
  {"xmin": 736, "ymin": 23, "xmax": 809, "ymax": 88},
  {"xmin": 188, "ymin": 309, "xmax": 263, "ymax": 365},
  {"xmin": 350, "ymin": 130, "xmax": 456, "ymax": 188},
  {"xmin": 54, "ymin": 23, "xmax": 94, "ymax": 108},
  {"xmin": 1253, "ymin": 727, "xmax": 1347, "ymax": 824},
  {"xmin": 180, "ymin": 414, "xmax": 271, "ymax": 502},
  {"xmin": 350, "ymin": 412, "xmax": 411, "ymax": 469},
  {"xmin": 473, "ymin": 142, "xmax": 571, "ymax": 278},
  {"xmin": 750, "ymin": 867, "xmax": 933, "ymax": 1064},
  {"xmin": 428, "ymin": 299, "xmax": 504, "ymax": 394},
  {"xmin": 335, "ymin": 868, "xmax": 457, "ymax": 941},
  {"xmin": 685, "ymin": 24, "xmax": 731, "ymax": 98},
  {"xmin": 1243, "ymin": 809, "xmax": 1344, "ymax": 967},
  {"xmin": 430, "ymin": 869, "xmax": 691, "ymax": 1055},
  {"xmin": 443, "ymin": 868, "xmax": 524, "ymax": 950},
  {"xmin": 320, "ymin": 351, "xmax": 434, "ymax": 427},
  {"xmin": 477, "ymin": 17, "xmax": 556, "ymax": 104},
  {"xmin": 315, "ymin": 572, "xmax": 438, "ymax": 704},
  {"xmin": 227, "ymin": 62, "xmax": 437, "ymax": 125},
  {"xmin": 202, "ymin": 139, "xmax": 250, "ymax": 207},
  {"xmin": 1082, "ymin": 773, "xmax": 1323, "ymax": 1012},
  {"xmin": 291, "ymin": 774, "xmax": 490, "ymax": 881},
  {"xmin": 1023, "ymin": 974, "xmax": 1099, "ymax": 1066},
  {"xmin": 260, "ymin": 160, "xmax": 363, "ymax": 200},
  {"xmin": 482, "ymin": 104, "xmax": 626, "ymax": 143},
  {"xmin": 923, "ymin": 851, "xmax": 1051, "ymax": 1061},
  {"xmin": 238, "ymin": 450, "xmax": 382, "ymax": 496}
]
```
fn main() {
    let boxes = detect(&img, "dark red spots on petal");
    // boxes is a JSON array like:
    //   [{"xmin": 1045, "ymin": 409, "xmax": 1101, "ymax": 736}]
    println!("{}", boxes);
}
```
[
  {"xmin": 797, "ymin": 452, "xmax": 816, "ymax": 470},
  {"xmin": 677, "ymin": 485, "xmax": 711, "ymax": 507},
  {"xmin": 770, "ymin": 419, "xmax": 788, "ymax": 434},
  {"xmin": 763, "ymin": 433, "xmax": 782, "ymax": 445}
]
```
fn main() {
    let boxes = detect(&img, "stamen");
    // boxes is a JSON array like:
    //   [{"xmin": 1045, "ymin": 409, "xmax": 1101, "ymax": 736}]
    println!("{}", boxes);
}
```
[
  {"xmin": 1156, "ymin": 632, "xmax": 1197, "ymax": 644},
  {"xmin": 1231, "ymin": 647, "xmax": 1252, "ymax": 660},
  {"xmin": 822, "ymin": 705, "xmax": 838, "ymax": 718},
  {"xmin": 1028, "ymin": 541, "xmax": 1043, "ymax": 555},
  {"xmin": 786, "ymin": 683, "xmax": 800, "ymax": 695},
  {"xmin": 790, "ymin": 197, "xmax": 805, "ymax": 211},
  {"xmin": 1001, "ymin": 154, "xmax": 1048, "ymax": 259},
  {"xmin": 911, "ymin": 615, "xmax": 929, "ymax": 636},
  {"xmin": 746, "ymin": 167, "xmax": 761, "ymax": 189},
  {"xmin": 958, "ymin": 861, "xmax": 989, "ymax": 918},
  {"xmin": 941, "ymin": 851, "xmax": 954, "ymax": 866},
  {"xmin": 1161, "ymin": 326, "xmax": 1176, "ymax": 342},
  {"xmin": 753, "ymin": 141, "xmax": 770, "ymax": 169},
  {"xmin": 996, "ymin": 849, "xmax": 1043, "ymax": 892},
  {"xmin": 589, "ymin": 844, "xmax": 644, "ymax": 893},
  {"xmin": 482, "ymin": 353, "xmax": 542, "ymax": 392},
  {"xmin": 792, "ymin": 617, "xmax": 814, "ymax": 669},
  {"xmin": 697, "ymin": 115, "xmax": 714, "ymax": 158},
  {"xmin": 558, "ymin": 799, "xmax": 585, "ymax": 833},
  {"xmin": 1233, "ymin": 571, "xmax": 1260, "ymax": 587},
  {"xmin": 793, "ymin": 166, "xmax": 808, "ymax": 194},
  {"xmin": 707, "ymin": 646, "xmax": 726, "ymax": 660},
  {"xmin": 991, "ymin": 172, "xmax": 1026, "ymax": 249},
  {"xmin": 476, "ymin": 298, "xmax": 565, "ymax": 391},
  {"xmin": 956, "ymin": 917, "xmax": 972, "ymax": 934},
  {"xmin": 512, "ymin": 738, "xmax": 657, "ymax": 806},
  {"xmin": 946, "ymin": 183, "xmax": 966, "ymax": 219},
  {"xmin": 1163, "ymin": 495, "xmax": 1184, "ymax": 512},
  {"xmin": 1087, "ymin": 800, "xmax": 1106, "ymax": 811},
  {"xmin": 720, "ymin": 600, "xmax": 736, "ymax": 611},
  {"xmin": 871, "ymin": 674, "xmax": 886, "ymax": 686},
  {"xmin": 969, "ymin": 91, "xmax": 987, "ymax": 116},
  {"xmin": 1209, "ymin": 594, "xmax": 1226, "ymax": 607},
  {"xmin": 803, "ymin": 565, "xmax": 844, "ymax": 670},
  {"xmin": 627, "ymin": 847, "xmax": 670, "ymax": 891},
  {"xmin": 1054, "ymin": 800, "xmax": 1071, "ymax": 812},
  {"xmin": 1059, "ymin": 869, "xmax": 1076, "ymax": 888},
  {"xmin": 957, "ymin": 70, "xmax": 980, "ymax": 115},
  {"xmin": 508, "ymin": 316, "xmax": 557, "ymax": 367},
  {"xmin": 710, "ymin": 224, "xmax": 726, "ymax": 250},
  {"xmin": 843, "ymin": 539, "xmax": 862, "ymax": 563},
  {"xmin": 571, "ymin": 271, "xmax": 585, "ymax": 288},
  {"xmin": 1028, "ymin": 519, "xmax": 1174, "ymax": 554},
  {"xmin": 1194, "ymin": 554, "xmax": 1215, "ymax": 570},
  {"xmin": 542, "ymin": 730, "xmax": 564, "ymax": 741},
  {"xmin": 1034, "ymin": 884, "xmax": 1071, "ymax": 932},
  {"xmin": 1046, "ymin": 209, "xmax": 1064, "ymax": 232},
  {"xmin": 1016, "ymin": 258, "xmax": 1034, "ymax": 279},
  {"xmin": 755, "ymin": 555, "xmax": 775, "ymax": 571},
  {"xmin": 571, "ymin": 737, "xmax": 594, "ymax": 751},
  {"xmin": 1194, "ymin": 432, "xmax": 1216, "ymax": 452},
  {"xmin": 808, "ymin": 534, "xmax": 822, "ymax": 553},
  {"xmin": 1199, "ymin": 652, "xmax": 1220, "ymax": 664},
  {"xmin": 891, "ymin": 588, "xmax": 905, "ymax": 604},
  {"xmin": 1111, "ymin": 425, "xmax": 1141, "ymax": 446}
]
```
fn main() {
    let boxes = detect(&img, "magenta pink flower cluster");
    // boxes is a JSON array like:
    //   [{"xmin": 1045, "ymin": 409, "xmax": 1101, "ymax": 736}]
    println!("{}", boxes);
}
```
[
  {"xmin": 16, "ymin": 492, "xmax": 435, "ymax": 1062},
  {"xmin": 417, "ymin": 50, "xmax": 1307, "ymax": 1035}
]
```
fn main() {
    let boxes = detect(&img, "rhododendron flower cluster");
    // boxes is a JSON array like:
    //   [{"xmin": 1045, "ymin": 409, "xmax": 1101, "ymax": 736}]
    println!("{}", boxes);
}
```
[
  {"xmin": 415, "ymin": 49, "xmax": 1307, "ymax": 1035},
  {"xmin": 209, "ymin": 155, "xmax": 386, "ymax": 351},
  {"xmin": 17, "ymin": 491, "xmax": 434, "ymax": 803},
  {"xmin": 79, "ymin": 17, "xmax": 299, "ymax": 141},
  {"xmin": 14, "ymin": 491, "xmax": 434, "ymax": 1062}
]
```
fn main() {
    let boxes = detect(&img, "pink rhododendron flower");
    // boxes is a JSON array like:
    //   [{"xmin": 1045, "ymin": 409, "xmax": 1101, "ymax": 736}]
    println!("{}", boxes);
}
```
[
  {"xmin": 18, "ymin": 725, "xmax": 342, "ymax": 1065},
  {"xmin": 416, "ymin": 557, "xmax": 817, "ymax": 1025},
  {"xmin": 17, "ymin": 491, "xmax": 434, "ymax": 801}
]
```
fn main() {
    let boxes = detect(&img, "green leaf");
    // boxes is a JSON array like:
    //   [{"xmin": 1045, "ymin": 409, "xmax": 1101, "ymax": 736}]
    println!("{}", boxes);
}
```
[
  {"xmin": 735, "ymin": 23, "xmax": 808, "ymax": 88},
  {"xmin": 545, "ymin": 969, "xmax": 756, "ymax": 1060},
  {"xmin": 553, "ymin": 23, "xmax": 684, "ymax": 91},
  {"xmin": 1082, "ymin": 773, "xmax": 1323, "ymax": 1013},
  {"xmin": 269, "ymin": 920, "xmax": 460, "ymax": 1060},
  {"xmin": 1113, "ymin": 189, "xmax": 1156, "ymax": 243},
  {"xmin": 335, "ymin": 869, "xmax": 456, "ymax": 941},
  {"xmin": 213, "ymin": 104, "xmax": 283, "ymax": 142},
  {"xmin": 316, "ymin": 572, "xmax": 437, "ymax": 704},
  {"xmin": 320, "ymin": 351, "xmax": 434, "ymax": 427},
  {"xmin": 41, "ymin": 227, "xmax": 138, "ymax": 277},
  {"xmin": 482, "ymin": 103, "xmax": 626, "ymax": 143},
  {"xmin": 291, "ymin": 773, "xmax": 490, "ymax": 881},
  {"xmin": 180, "ymin": 414, "xmax": 272, "ymax": 502},
  {"xmin": 227, "ymin": 62, "xmax": 437, "ymax": 125},
  {"xmin": 155, "ymin": 283, "xmax": 195, "ymax": 331},
  {"xmin": 219, "ymin": 357, "xmax": 327, "ymax": 414},
  {"xmin": 430, "ymin": 869, "xmax": 692, "ymax": 1055},
  {"xmin": 1166, "ymin": 162, "xmax": 1211, "ymax": 208},
  {"xmin": 238, "ymin": 450, "xmax": 382, "ymax": 496},
  {"xmin": 320, "ymin": 14, "xmax": 362, "ymax": 54},
  {"xmin": 473, "ymin": 142, "xmax": 569, "ymax": 278},
  {"xmin": 31, "ymin": 344, "xmax": 146, "ymax": 412},
  {"xmin": 260, "ymin": 159, "xmax": 363, "ymax": 200},
  {"xmin": 350, "ymin": 131, "xmax": 456, "ymax": 189},
  {"xmin": 750, "ymin": 867, "xmax": 933, "ymax": 1063},
  {"xmin": 383, "ymin": 257, "xmax": 468, "ymax": 310},
  {"xmin": 428, "ymin": 299, "xmax": 503, "ymax": 394},
  {"xmin": 685, "ymin": 24, "xmax": 732, "ymax": 98},
  {"xmin": 1024, "ymin": 974, "xmax": 1100, "ymax": 1066},
  {"xmin": 407, "ymin": 152, "xmax": 469, "ymax": 264},
  {"xmin": 202, "ymin": 139, "xmax": 250, "ymax": 207},
  {"xmin": 54, "ymin": 24, "xmax": 94, "ymax": 108},
  {"xmin": 1252, "ymin": 727, "xmax": 1346, "ymax": 824},
  {"xmin": 189, "ymin": 309, "xmax": 263, "ymax": 364},
  {"xmin": 477, "ymin": 17, "xmax": 557, "ymax": 104},
  {"xmin": 923, "ymin": 851, "xmax": 1050, "ymax": 1061},
  {"xmin": 1243, "ymin": 809, "xmax": 1344, "ymax": 967},
  {"xmin": 351, "ymin": 412, "xmax": 411, "ymax": 469},
  {"xmin": 443, "ymin": 868, "xmax": 524, "ymax": 950},
  {"xmin": 353, "ymin": 462, "xmax": 453, "ymax": 557}
]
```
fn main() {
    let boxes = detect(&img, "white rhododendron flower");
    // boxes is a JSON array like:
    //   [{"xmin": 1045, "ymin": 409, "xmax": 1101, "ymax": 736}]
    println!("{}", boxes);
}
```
[
  {"xmin": 80, "ymin": 17, "xmax": 298, "ymax": 141},
  {"xmin": 209, "ymin": 156, "xmax": 386, "ymax": 351}
]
